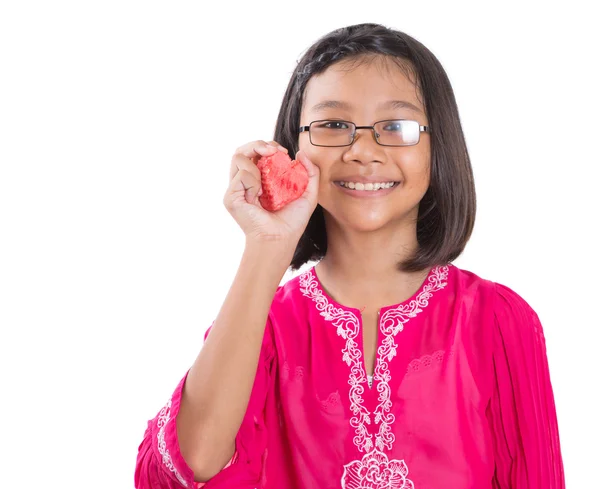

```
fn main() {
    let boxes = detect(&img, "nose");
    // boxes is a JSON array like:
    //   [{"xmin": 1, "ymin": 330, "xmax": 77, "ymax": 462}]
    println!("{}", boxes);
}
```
[
  {"xmin": 343, "ymin": 126, "xmax": 385, "ymax": 164},
  {"xmin": 353, "ymin": 126, "xmax": 380, "ymax": 144}
]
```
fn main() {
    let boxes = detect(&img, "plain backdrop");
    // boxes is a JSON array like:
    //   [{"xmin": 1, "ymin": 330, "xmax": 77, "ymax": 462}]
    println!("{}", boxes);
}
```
[{"xmin": 1, "ymin": 1, "xmax": 598, "ymax": 488}]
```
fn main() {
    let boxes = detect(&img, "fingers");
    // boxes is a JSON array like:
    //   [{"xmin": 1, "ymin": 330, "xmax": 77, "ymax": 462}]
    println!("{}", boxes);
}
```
[
  {"xmin": 226, "ymin": 139, "xmax": 291, "ymax": 207},
  {"xmin": 266, "ymin": 141, "xmax": 288, "ymax": 153},
  {"xmin": 230, "ymin": 153, "xmax": 263, "ymax": 185},
  {"xmin": 295, "ymin": 150, "xmax": 317, "ymax": 178},
  {"xmin": 295, "ymin": 150, "xmax": 320, "ymax": 203},
  {"xmin": 224, "ymin": 168, "xmax": 262, "ymax": 210},
  {"xmin": 229, "ymin": 140, "xmax": 288, "ymax": 181},
  {"xmin": 233, "ymin": 140, "xmax": 287, "ymax": 161}
]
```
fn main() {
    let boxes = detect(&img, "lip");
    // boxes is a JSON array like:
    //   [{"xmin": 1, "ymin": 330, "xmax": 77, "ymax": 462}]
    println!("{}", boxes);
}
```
[
  {"xmin": 333, "ymin": 181, "xmax": 400, "ymax": 198},
  {"xmin": 335, "ymin": 175, "xmax": 399, "ymax": 184}
]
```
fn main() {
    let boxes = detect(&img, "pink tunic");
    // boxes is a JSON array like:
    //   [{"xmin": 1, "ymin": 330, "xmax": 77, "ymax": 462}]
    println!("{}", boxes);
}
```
[{"xmin": 135, "ymin": 263, "xmax": 565, "ymax": 488}]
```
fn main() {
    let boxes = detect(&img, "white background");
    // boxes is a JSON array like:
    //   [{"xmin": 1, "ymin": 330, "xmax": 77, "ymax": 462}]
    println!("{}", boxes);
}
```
[{"xmin": 1, "ymin": 1, "xmax": 598, "ymax": 487}]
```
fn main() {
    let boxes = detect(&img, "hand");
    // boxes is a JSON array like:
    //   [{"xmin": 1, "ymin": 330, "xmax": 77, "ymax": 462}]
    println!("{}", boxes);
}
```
[{"xmin": 223, "ymin": 140, "xmax": 320, "ymax": 247}]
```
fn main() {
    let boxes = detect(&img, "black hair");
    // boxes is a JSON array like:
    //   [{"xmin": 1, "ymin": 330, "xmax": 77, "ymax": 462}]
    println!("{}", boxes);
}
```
[{"xmin": 273, "ymin": 23, "xmax": 476, "ymax": 273}]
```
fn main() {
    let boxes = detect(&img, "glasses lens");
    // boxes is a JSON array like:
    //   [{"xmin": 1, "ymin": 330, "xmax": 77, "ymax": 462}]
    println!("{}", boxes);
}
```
[
  {"xmin": 374, "ymin": 120, "xmax": 419, "ymax": 146},
  {"xmin": 310, "ymin": 120, "xmax": 354, "ymax": 146}
]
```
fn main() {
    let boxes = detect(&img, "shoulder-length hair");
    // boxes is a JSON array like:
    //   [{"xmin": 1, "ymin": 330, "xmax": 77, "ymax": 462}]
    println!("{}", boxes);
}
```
[{"xmin": 273, "ymin": 23, "xmax": 476, "ymax": 273}]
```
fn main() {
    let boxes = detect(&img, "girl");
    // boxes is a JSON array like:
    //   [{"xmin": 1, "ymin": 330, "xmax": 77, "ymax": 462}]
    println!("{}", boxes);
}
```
[{"xmin": 134, "ymin": 23, "xmax": 565, "ymax": 488}]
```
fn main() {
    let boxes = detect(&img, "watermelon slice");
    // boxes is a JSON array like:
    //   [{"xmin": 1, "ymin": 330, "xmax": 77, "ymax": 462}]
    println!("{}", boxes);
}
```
[{"xmin": 256, "ymin": 150, "xmax": 308, "ymax": 212}]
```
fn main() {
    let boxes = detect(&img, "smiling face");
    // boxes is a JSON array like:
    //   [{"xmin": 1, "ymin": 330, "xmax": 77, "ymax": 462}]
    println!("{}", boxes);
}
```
[{"xmin": 298, "ymin": 55, "xmax": 431, "ymax": 234}]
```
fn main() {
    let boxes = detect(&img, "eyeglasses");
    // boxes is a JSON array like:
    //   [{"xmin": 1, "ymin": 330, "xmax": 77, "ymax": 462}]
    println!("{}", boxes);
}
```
[{"xmin": 299, "ymin": 119, "xmax": 430, "ymax": 147}]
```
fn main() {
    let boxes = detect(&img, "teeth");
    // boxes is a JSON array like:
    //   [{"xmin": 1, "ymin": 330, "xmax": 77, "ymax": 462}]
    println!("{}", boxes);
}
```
[{"xmin": 339, "ymin": 181, "xmax": 396, "ymax": 191}]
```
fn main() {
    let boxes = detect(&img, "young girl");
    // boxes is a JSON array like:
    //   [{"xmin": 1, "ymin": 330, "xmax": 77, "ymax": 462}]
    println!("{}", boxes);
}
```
[{"xmin": 134, "ymin": 23, "xmax": 565, "ymax": 489}]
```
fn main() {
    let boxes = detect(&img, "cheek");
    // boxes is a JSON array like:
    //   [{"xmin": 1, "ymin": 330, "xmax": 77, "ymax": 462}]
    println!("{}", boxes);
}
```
[
  {"xmin": 298, "ymin": 142, "xmax": 326, "ymax": 174},
  {"xmin": 396, "ymin": 162, "xmax": 430, "ymax": 196},
  {"xmin": 416, "ymin": 163, "xmax": 430, "ymax": 182},
  {"xmin": 297, "ymin": 137, "xmax": 308, "ymax": 152},
  {"xmin": 299, "ymin": 140, "xmax": 317, "ymax": 159},
  {"xmin": 408, "ymin": 167, "xmax": 430, "ymax": 192},
  {"xmin": 403, "ymin": 150, "xmax": 430, "ymax": 182},
  {"xmin": 298, "ymin": 140, "xmax": 319, "ymax": 162}
]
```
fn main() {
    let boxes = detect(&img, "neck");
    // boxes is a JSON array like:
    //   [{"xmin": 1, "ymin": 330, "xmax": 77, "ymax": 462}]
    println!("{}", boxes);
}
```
[{"xmin": 315, "ymin": 216, "xmax": 431, "ymax": 311}]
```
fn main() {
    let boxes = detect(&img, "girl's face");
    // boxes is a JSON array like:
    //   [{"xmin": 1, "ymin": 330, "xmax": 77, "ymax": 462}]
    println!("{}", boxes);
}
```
[{"xmin": 298, "ymin": 56, "xmax": 431, "ymax": 233}]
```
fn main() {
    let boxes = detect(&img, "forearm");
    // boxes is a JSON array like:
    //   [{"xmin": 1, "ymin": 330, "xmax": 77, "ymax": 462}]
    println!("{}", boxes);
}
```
[{"xmin": 176, "ymin": 240, "xmax": 292, "ymax": 480}]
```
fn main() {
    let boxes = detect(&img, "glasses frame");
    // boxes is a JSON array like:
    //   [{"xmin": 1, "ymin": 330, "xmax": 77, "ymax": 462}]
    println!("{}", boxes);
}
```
[{"xmin": 299, "ymin": 119, "xmax": 431, "ymax": 147}]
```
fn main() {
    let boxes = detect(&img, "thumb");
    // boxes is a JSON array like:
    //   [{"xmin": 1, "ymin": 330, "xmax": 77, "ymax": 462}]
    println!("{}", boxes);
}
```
[{"xmin": 296, "ymin": 150, "xmax": 320, "ymax": 202}]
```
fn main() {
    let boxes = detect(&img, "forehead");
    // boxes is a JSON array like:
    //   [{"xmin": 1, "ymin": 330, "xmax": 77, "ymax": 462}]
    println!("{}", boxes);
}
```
[{"xmin": 302, "ymin": 56, "xmax": 423, "ymax": 114}]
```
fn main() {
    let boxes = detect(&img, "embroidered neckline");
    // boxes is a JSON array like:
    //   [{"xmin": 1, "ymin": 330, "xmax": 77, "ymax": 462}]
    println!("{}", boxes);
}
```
[
  {"xmin": 298, "ymin": 263, "xmax": 451, "ymax": 488},
  {"xmin": 309, "ymin": 264, "xmax": 446, "ymax": 314}
]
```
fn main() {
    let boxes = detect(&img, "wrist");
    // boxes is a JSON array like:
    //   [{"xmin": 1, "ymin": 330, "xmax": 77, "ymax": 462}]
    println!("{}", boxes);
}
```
[
  {"xmin": 243, "ymin": 238, "xmax": 295, "ymax": 269},
  {"xmin": 245, "ymin": 236, "xmax": 297, "ymax": 256}
]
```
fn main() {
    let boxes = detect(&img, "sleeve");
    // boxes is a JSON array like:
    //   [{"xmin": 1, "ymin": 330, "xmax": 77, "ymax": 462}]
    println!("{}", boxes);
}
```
[
  {"xmin": 486, "ymin": 282, "xmax": 565, "ymax": 489},
  {"xmin": 134, "ymin": 312, "xmax": 277, "ymax": 489}
]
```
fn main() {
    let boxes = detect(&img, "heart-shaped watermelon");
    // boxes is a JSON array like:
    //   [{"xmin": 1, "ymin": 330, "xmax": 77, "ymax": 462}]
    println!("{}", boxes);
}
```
[{"xmin": 256, "ymin": 150, "xmax": 308, "ymax": 212}]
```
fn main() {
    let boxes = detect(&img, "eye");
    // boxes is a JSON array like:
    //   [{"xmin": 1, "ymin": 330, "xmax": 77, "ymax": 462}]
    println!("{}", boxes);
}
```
[
  {"xmin": 382, "ymin": 121, "xmax": 404, "ymax": 132},
  {"xmin": 323, "ymin": 121, "xmax": 351, "ymax": 130}
]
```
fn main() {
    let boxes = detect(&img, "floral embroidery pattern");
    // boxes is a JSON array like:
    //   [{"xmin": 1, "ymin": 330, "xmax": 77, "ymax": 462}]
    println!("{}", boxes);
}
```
[
  {"xmin": 157, "ymin": 398, "xmax": 189, "ymax": 487},
  {"xmin": 299, "ymin": 264, "xmax": 450, "ymax": 488},
  {"xmin": 406, "ymin": 350, "xmax": 447, "ymax": 376},
  {"xmin": 373, "ymin": 265, "xmax": 450, "ymax": 451},
  {"xmin": 342, "ymin": 449, "xmax": 415, "ymax": 489},
  {"xmin": 317, "ymin": 390, "xmax": 343, "ymax": 413},
  {"xmin": 299, "ymin": 270, "xmax": 373, "ymax": 452}
]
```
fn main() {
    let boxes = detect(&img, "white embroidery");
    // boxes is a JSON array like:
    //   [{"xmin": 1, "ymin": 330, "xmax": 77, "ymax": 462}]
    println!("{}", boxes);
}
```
[
  {"xmin": 299, "ymin": 271, "xmax": 373, "ymax": 452},
  {"xmin": 373, "ymin": 265, "xmax": 450, "ymax": 451},
  {"xmin": 157, "ymin": 398, "xmax": 189, "ymax": 487},
  {"xmin": 342, "ymin": 449, "xmax": 414, "ymax": 489},
  {"xmin": 299, "ymin": 264, "xmax": 450, "ymax": 488}
]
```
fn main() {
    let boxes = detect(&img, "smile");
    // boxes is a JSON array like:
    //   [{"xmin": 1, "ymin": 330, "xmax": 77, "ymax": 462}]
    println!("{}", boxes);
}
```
[
  {"xmin": 334, "ymin": 181, "xmax": 400, "ymax": 198},
  {"xmin": 336, "ymin": 181, "xmax": 399, "ymax": 191}
]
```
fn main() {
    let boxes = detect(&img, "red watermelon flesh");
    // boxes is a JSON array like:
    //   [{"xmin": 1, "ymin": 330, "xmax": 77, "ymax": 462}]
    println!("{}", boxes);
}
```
[{"xmin": 256, "ymin": 151, "xmax": 308, "ymax": 211}]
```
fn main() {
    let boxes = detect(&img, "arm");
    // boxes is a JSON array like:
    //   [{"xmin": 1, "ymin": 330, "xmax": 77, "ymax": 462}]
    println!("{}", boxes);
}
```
[
  {"xmin": 177, "ymin": 241, "xmax": 291, "ymax": 481},
  {"xmin": 134, "ymin": 240, "xmax": 293, "ymax": 488},
  {"xmin": 486, "ymin": 282, "xmax": 565, "ymax": 488}
]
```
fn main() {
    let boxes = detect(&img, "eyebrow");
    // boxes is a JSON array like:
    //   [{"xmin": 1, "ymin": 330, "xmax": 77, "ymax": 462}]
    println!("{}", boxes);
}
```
[{"xmin": 310, "ymin": 99, "xmax": 424, "ymax": 115}]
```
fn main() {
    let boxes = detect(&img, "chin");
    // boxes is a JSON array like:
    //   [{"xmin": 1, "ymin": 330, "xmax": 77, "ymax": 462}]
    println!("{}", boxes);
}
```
[
  {"xmin": 321, "ymin": 199, "xmax": 420, "ymax": 231},
  {"xmin": 346, "ymin": 220, "xmax": 395, "ymax": 233},
  {"xmin": 326, "ymin": 205, "xmax": 420, "ymax": 232},
  {"xmin": 335, "ymin": 212, "xmax": 397, "ymax": 233}
]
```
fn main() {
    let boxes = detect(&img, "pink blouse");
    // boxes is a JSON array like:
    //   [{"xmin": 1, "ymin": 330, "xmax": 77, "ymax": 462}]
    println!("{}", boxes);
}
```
[{"xmin": 134, "ymin": 263, "xmax": 565, "ymax": 488}]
